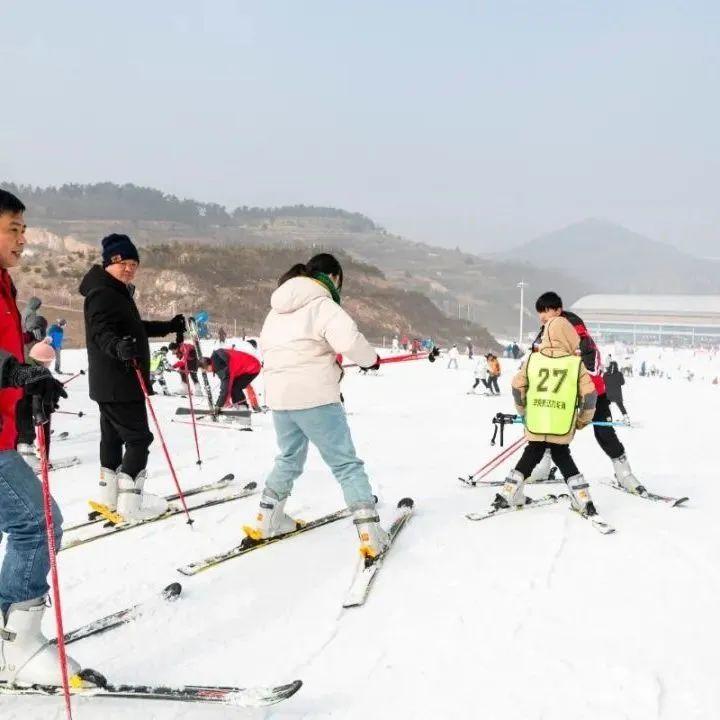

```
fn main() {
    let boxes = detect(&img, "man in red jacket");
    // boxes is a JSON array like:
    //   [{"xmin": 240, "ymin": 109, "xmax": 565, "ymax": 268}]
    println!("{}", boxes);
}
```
[
  {"xmin": 532, "ymin": 291, "xmax": 645, "ymax": 495},
  {"xmin": 0, "ymin": 189, "xmax": 84, "ymax": 685},
  {"xmin": 201, "ymin": 341, "xmax": 262, "ymax": 413}
]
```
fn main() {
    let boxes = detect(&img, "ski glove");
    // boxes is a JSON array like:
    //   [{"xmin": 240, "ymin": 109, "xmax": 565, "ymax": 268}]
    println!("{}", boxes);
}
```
[
  {"xmin": 116, "ymin": 336, "xmax": 140, "ymax": 361},
  {"xmin": 361, "ymin": 355, "xmax": 381, "ymax": 372},
  {"xmin": 4, "ymin": 363, "xmax": 67, "ymax": 417},
  {"xmin": 169, "ymin": 314, "xmax": 187, "ymax": 334}
]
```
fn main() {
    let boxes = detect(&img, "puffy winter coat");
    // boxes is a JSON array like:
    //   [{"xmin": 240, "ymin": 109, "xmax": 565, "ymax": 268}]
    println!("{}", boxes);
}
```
[
  {"xmin": 488, "ymin": 357, "xmax": 501, "ymax": 376},
  {"xmin": 211, "ymin": 348, "xmax": 262, "ymax": 407},
  {"xmin": 0, "ymin": 270, "xmax": 25, "ymax": 450},
  {"xmin": 260, "ymin": 277, "xmax": 377, "ymax": 410},
  {"xmin": 47, "ymin": 323, "xmax": 64, "ymax": 350},
  {"xmin": 513, "ymin": 316, "xmax": 597, "ymax": 445},
  {"xmin": 79, "ymin": 265, "xmax": 176, "ymax": 402},
  {"xmin": 603, "ymin": 362, "xmax": 625, "ymax": 402}
]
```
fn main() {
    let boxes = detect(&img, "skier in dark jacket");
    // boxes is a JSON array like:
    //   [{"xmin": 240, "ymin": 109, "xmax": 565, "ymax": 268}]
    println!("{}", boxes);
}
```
[
  {"xmin": 531, "ymin": 291, "xmax": 645, "ymax": 495},
  {"xmin": 79, "ymin": 233, "xmax": 185, "ymax": 521},
  {"xmin": 603, "ymin": 361, "xmax": 629, "ymax": 422}
]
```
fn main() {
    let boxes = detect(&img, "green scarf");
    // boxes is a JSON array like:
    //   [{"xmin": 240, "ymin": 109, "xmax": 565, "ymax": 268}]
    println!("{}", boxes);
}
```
[{"xmin": 312, "ymin": 272, "xmax": 341, "ymax": 305}]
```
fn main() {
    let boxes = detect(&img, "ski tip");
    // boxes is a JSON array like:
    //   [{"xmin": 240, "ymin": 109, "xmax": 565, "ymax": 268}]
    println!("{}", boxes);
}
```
[
  {"xmin": 244, "ymin": 481, "xmax": 258, "ymax": 491},
  {"xmin": 162, "ymin": 582, "xmax": 183, "ymax": 600},
  {"xmin": 673, "ymin": 497, "xmax": 690, "ymax": 507},
  {"xmin": 222, "ymin": 473, "xmax": 235, "ymax": 481},
  {"xmin": 397, "ymin": 497, "xmax": 414, "ymax": 510}
]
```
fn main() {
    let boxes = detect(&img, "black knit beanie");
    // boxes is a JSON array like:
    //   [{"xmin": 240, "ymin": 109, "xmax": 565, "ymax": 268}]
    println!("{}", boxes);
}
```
[{"xmin": 101, "ymin": 234, "xmax": 140, "ymax": 267}]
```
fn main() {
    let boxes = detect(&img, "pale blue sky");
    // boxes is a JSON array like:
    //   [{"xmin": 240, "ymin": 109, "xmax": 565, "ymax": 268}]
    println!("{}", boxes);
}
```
[{"xmin": 1, "ymin": 1, "xmax": 718, "ymax": 253}]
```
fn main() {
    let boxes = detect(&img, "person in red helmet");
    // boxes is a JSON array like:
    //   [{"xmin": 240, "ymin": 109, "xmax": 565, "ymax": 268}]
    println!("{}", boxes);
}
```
[{"xmin": 201, "ymin": 341, "xmax": 262, "ymax": 413}]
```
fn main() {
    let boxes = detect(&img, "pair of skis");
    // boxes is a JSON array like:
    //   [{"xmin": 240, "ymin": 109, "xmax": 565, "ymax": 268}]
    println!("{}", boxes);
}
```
[
  {"xmin": 62, "ymin": 475, "xmax": 258, "ymax": 550},
  {"xmin": 466, "ymin": 493, "xmax": 616, "ymax": 534},
  {"xmin": 177, "ymin": 499, "xmax": 415, "ymax": 609}
]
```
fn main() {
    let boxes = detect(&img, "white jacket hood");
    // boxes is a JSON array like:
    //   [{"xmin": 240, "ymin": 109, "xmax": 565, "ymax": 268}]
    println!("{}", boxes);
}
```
[{"xmin": 270, "ymin": 277, "xmax": 330, "ymax": 314}]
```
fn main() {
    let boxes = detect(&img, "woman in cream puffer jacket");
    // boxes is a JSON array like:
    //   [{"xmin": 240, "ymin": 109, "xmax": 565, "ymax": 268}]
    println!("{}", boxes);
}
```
[{"xmin": 243, "ymin": 254, "xmax": 389, "ymax": 559}]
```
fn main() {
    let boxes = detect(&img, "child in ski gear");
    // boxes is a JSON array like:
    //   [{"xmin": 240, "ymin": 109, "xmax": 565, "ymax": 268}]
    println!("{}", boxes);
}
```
[
  {"xmin": 447, "ymin": 344, "xmax": 459, "ymax": 369},
  {"xmin": 79, "ymin": 233, "xmax": 186, "ymax": 522},
  {"xmin": 494, "ymin": 315, "xmax": 599, "ymax": 516},
  {"xmin": 47, "ymin": 318, "xmax": 66, "ymax": 373},
  {"xmin": 0, "ymin": 189, "xmax": 83, "ymax": 686},
  {"xmin": 486, "ymin": 353, "xmax": 501, "ymax": 394},
  {"xmin": 533, "ymin": 291, "xmax": 645, "ymax": 495},
  {"xmin": 168, "ymin": 341, "xmax": 201, "ymax": 395},
  {"xmin": 150, "ymin": 346, "xmax": 171, "ymax": 396},
  {"xmin": 202, "ymin": 343, "xmax": 262, "ymax": 412},
  {"xmin": 603, "ymin": 361, "xmax": 629, "ymax": 422},
  {"xmin": 245, "ymin": 253, "xmax": 387, "ymax": 558},
  {"xmin": 470, "ymin": 356, "xmax": 489, "ymax": 393}
]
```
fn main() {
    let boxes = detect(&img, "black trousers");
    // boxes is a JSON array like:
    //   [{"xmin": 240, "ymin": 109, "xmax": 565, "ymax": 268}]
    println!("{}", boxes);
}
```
[
  {"xmin": 515, "ymin": 441, "xmax": 580, "ymax": 479},
  {"xmin": 593, "ymin": 394, "xmax": 625, "ymax": 460},
  {"xmin": 609, "ymin": 398, "xmax": 628, "ymax": 416},
  {"xmin": 98, "ymin": 401, "xmax": 154, "ymax": 478},
  {"xmin": 230, "ymin": 373, "xmax": 259, "ymax": 404},
  {"xmin": 484, "ymin": 376, "xmax": 500, "ymax": 394}
]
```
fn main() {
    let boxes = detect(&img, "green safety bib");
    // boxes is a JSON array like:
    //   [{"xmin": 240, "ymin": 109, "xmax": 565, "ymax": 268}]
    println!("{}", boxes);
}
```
[{"xmin": 525, "ymin": 353, "xmax": 582, "ymax": 435}]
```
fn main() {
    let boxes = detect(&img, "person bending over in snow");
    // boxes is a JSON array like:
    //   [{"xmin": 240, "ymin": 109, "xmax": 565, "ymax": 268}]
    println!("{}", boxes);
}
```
[
  {"xmin": 243, "ymin": 253, "xmax": 387, "ymax": 558},
  {"xmin": 200, "ymin": 341, "xmax": 262, "ymax": 414},
  {"xmin": 168, "ymin": 340, "xmax": 201, "ymax": 396},
  {"xmin": 79, "ymin": 233, "xmax": 186, "ymax": 522},
  {"xmin": 530, "ymin": 292, "xmax": 646, "ymax": 495},
  {"xmin": 491, "ymin": 316, "xmax": 600, "ymax": 518}
]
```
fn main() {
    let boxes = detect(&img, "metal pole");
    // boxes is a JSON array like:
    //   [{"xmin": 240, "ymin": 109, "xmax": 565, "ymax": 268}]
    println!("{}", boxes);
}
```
[{"xmin": 517, "ymin": 281, "xmax": 527, "ymax": 344}]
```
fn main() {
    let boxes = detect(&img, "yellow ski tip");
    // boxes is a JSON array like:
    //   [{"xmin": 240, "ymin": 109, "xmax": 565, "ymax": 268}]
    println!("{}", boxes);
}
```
[{"xmin": 88, "ymin": 501, "xmax": 124, "ymax": 526}]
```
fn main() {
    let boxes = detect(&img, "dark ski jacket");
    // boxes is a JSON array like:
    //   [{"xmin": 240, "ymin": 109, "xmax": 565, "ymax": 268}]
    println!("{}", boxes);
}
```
[
  {"xmin": 533, "ymin": 310, "xmax": 606, "ymax": 395},
  {"xmin": 602, "ymin": 362, "xmax": 625, "ymax": 402},
  {"xmin": 79, "ymin": 265, "xmax": 175, "ymax": 402}
]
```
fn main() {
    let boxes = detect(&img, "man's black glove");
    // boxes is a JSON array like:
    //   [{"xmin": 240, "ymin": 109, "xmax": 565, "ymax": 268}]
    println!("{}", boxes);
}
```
[
  {"xmin": 5, "ymin": 363, "xmax": 67, "ymax": 419},
  {"xmin": 116, "ymin": 336, "xmax": 140, "ymax": 362},
  {"xmin": 170, "ymin": 314, "xmax": 187, "ymax": 334},
  {"xmin": 361, "ymin": 355, "xmax": 381, "ymax": 372}
]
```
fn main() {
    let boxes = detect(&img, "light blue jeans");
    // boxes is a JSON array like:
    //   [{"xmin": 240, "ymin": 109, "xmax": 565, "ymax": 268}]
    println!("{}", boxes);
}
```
[
  {"xmin": 265, "ymin": 403, "xmax": 374, "ymax": 509},
  {"xmin": 0, "ymin": 450, "xmax": 63, "ymax": 613}
]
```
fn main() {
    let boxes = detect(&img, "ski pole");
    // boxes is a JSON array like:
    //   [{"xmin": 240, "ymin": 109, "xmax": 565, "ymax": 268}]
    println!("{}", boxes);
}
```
[
  {"xmin": 56, "ymin": 410, "xmax": 86, "ymax": 418},
  {"xmin": 34, "ymin": 403, "xmax": 74, "ymax": 720},
  {"xmin": 465, "ymin": 436, "xmax": 527, "ymax": 482},
  {"xmin": 133, "ymin": 364, "xmax": 194, "ymax": 526},
  {"xmin": 181, "ymin": 369, "xmax": 202, "ymax": 466},
  {"xmin": 341, "ymin": 352, "xmax": 428, "ymax": 369},
  {"xmin": 507, "ymin": 417, "xmax": 630, "ymax": 428},
  {"xmin": 60, "ymin": 369, "xmax": 85, "ymax": 386}
]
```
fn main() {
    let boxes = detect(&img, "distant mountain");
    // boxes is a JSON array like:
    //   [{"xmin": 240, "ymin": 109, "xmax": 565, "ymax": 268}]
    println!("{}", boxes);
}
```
[{"xmin": 505, "ymin": 219, "xmax": 720, "ymax": 294}]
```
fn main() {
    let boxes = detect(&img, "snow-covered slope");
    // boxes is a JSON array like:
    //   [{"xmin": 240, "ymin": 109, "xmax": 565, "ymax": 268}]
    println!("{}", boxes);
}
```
[{"xmin": 2, "ymin": 345, "xmax": 718, "ymax": 719}]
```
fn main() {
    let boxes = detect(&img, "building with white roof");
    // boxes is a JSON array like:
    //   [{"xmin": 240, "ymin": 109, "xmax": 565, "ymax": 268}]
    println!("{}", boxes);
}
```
[{"xmin": 569, "ymin": 295, "xmax": 720, "ymax": 345}]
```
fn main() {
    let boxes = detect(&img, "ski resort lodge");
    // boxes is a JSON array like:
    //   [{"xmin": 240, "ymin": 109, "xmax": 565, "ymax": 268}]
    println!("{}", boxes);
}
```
[{"xmin": 570, "ymin": 295, "xmax": 720, "ymax": 346}]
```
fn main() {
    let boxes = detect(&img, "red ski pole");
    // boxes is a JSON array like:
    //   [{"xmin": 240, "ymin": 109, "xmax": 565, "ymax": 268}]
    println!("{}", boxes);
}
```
[
  {"xmin": 182, "ymin": 369, "xmax": 202, "ymax": 466},
  {"xmin": 462, "ymin": 436, "xmax": 527, "ymax": 484},
  {"xmin": 134, "ymin": 365, "xmax": 194, "ymax": 526},
  {"xmin": 35, "ymin": 415, "xmax": 74, "ymax": 720},
  {"xmin": 342, "ymin": 352, "xmax": 428, "ymax": 369}
]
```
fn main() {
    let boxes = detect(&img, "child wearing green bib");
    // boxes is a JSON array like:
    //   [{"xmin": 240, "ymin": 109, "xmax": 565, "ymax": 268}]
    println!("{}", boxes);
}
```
[{"xmin": 492, "ymin": 316, "xmax": 600, "ymax": 516}]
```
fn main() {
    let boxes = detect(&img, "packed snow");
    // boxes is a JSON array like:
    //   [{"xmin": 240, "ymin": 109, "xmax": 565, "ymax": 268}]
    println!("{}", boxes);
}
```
[{"xmin": 2, "ymin": 342, "xmax": 718, "ymax": 719}]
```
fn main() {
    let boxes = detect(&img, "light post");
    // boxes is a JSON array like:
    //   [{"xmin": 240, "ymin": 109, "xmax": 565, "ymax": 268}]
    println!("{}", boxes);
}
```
[{"xmin": 517, "ymin": 281, "xmax": 527, "ymax": 346}]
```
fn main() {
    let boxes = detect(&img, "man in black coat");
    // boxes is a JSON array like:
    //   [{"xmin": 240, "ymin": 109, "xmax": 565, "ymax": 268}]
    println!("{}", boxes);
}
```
[{"xmin": 79, "ymin": 234, "xmax": 185, "ymax": 521}]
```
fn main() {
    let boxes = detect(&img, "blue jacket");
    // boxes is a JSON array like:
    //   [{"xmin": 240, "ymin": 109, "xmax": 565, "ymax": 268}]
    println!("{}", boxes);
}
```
[{"xmin": 48, "ymin": 324, "xmax": 64, "ymax": 350}]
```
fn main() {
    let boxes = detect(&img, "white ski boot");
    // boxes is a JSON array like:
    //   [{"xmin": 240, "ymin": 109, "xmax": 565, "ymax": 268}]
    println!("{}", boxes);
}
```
[
  {"xmin": 491, "ymin": 469, "xmax": 528, "ymax": 510},
  {"xmin": 116, "ymin": 470, "xmax": 168, "ymax": 522},
  {"xmin": 243, "ymin": 492, "xmax": 300, "ymax": 541},
  {"xmin": 0, "ymin": 596, "xmax": 81, "ymax": 686},
  {"xmin": 529, "ymin": 449, "xmax": 553, "ymax": 483},
  {"xmin": 612, "ymin": 454, "xmax": 646, "ymax": 495},
  {"xmin": 565, "ymin": 473, "xmax": 598, "ymax": 516},
  {"xmin": 352, "ymin": 505, "xmax": 389, "ymax": 560},
  {"xmin": 97, "ymin": 466, "xmax": 119, "ymax": 511}
]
